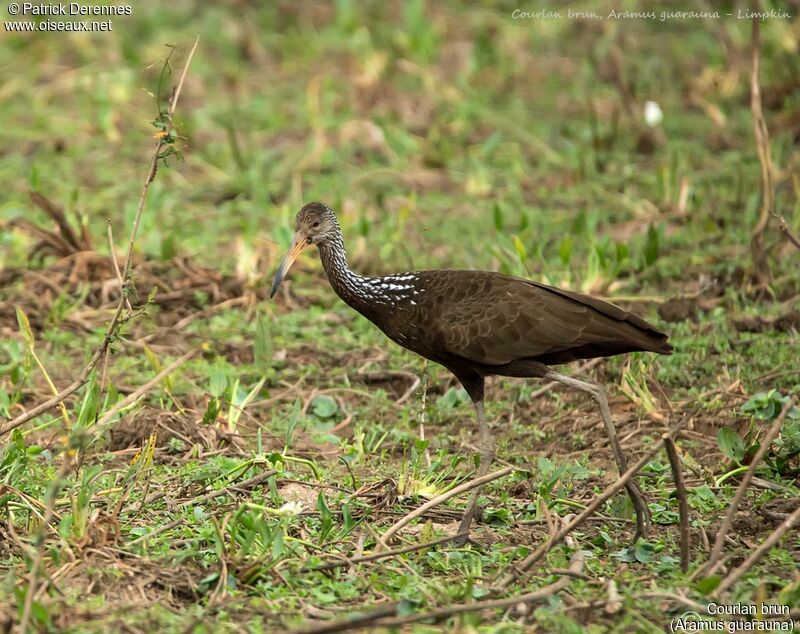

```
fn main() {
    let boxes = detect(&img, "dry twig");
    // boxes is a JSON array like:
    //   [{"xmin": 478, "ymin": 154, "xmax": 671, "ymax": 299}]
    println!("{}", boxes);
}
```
[
  {"xmin": 748, "ymin": 0, "xmax": 775, "ymax": 286},
  {"xmin": 664, "ymin": 436, "xmax": 690, "ymax": 572},
  {"xmin": 12, "ymin": 40, "xmax": 200, "ymax": 631},
  {"xmin": 771, "ymin": 210, "xmax": 800, "ymax": 252}
]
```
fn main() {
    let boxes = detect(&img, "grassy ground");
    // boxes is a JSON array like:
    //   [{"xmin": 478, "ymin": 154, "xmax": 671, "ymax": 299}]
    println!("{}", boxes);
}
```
[{"xmin": 1, "ymin": 1, "xmax": 800, "ymax": 632}]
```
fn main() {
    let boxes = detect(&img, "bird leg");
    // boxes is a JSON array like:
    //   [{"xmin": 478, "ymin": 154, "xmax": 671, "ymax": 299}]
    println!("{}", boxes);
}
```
[
  {"xmin": 456, "ymin": 401, "xmax": 495, "ymax": 539},
  {"xmin": 544, "ymin": 370, "xmax": 651, "ymax": 541}
]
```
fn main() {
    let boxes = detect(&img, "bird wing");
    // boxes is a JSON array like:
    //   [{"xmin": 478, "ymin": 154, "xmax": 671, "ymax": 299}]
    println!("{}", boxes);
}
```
[{"xmin": 414, "ymin": 271, "xmax": 668, "ymax": 366}]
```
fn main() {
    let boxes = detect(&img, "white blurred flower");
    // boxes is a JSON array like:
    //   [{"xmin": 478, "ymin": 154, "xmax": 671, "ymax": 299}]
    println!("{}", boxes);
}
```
[
  {"xmin": 277, "ymin": 501, "xmax": 304, "ymax": 516},
  {"xmin": 644, "ymin": 101, "xmax": 663, "ymax": 127}
]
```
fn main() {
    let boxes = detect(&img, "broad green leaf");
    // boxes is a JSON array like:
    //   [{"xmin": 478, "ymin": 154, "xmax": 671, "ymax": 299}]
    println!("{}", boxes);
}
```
[
  {"xmin": 311, "ymin": 395, "xmax": 338, "ymax": 419},
  {"xmin": 492, "ymin": 202, "xmax": 504, "ymax": 231},
  {"xmin": 254, "ymin": 313, "xmax": 273, "ymax": 373},
  {"xmin": 644, "ymin": 223, "xmax": 659, "ymax": 266},
  {"xmin": 209, "ymin": 371, "xmax": 227, "ymax": 398},
  {"xmin": 695, "ymin": 575, "xmax": 721, "ymax": 595},
  {"xmin": 559, "ymin": 235, "xmax": 573, "ymax": 265},
  {"xmin": 717, "ymin": 427, "xmax": 745, "ymax": 462},
  {"xmin": 634, "ymin": 542, "xmax": 655, "ymax": 563}
]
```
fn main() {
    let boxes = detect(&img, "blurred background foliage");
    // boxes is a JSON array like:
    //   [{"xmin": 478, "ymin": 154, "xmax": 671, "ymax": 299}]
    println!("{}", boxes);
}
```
[{"xmin": 1, "ymin": 0, "xmax": 798, "ymax": 296}]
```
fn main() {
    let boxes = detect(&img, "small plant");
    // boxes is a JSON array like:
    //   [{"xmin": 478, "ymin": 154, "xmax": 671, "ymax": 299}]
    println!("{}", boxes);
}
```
[
  {"xmin": 0, "ymin": 340, "xmax": 30, "ymax": 417},
  {"xmin": 716, "ymin": 390, "xmax": 800, "ymax": 481}
]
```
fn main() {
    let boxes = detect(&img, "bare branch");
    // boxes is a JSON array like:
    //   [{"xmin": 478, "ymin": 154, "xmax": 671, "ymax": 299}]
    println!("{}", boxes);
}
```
[
  {"xmin": 664, "ymin": 436, "xmax": 690, "ymax": 572},
  {"xmin": 749, "ymin": 0, "xmax": 775, "ymax": 286}
]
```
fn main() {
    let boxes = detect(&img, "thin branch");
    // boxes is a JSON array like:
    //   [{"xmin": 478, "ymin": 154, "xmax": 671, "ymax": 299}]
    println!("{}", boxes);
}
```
[
  {"xmin": 706, "ymin": 398, "xmax": 794, "ymax": 571},
  {"xmin": 376, "ymin": 466, "xmax": 514, "ymax": 551},
  {"xmin": 304, "ymin": 532, "xmax": 468, "ymax": 573},
  {"xmin": 664, "ymin": 436, "xmax": 690, "ymax": 573},
  {"xmin": 749, "ymin": 0, "xmax": 775, "ymax": 286},
  {"xmin": 0, "ymin": 328, "xmax": 113, "ymax": 436},
  {"xmin": 107, "ymin": 218, "xmax": 132, "ymax": 313},
  {"xmin": 772, "ymin": 210, "xmax": 800, "ymax": 252},
  {"xmin": 123, "ymin": 35, "xmax": 199, "ymax": 275}
]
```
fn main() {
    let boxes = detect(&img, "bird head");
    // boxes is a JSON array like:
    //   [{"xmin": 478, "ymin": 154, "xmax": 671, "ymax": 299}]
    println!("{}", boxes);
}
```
[{"xmin": 270, "ymin": 202, "xmax": 337, "ymax": 298}]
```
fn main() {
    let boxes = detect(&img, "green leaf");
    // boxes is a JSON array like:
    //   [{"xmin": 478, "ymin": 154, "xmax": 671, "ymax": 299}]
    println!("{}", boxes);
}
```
[
  {"xmin": 317, "ymin": 491, "xmax": 334, "ymax": 542},
  {"xmin": 492, "ymin": 202, "xmax": 504, "ymax": 231},
  {"xmin": 209, "ymin": 371, "xmax": 227, "ymax": 398},
  {"xmin": 311, "ymin": 395, "xmax": 338, "ymax": 419},
  {"xmin": 483, "ymin": 507, "xmax": 513, "ymax": 525},
  {"xmin": 717, "ymin": 427, "xmax": 745, "ymax": 462},
  {"xmin": 634, "ymin": 542, "xmax": 655, "ymax": 563},
  {"xmin": 254, "ymin": 313, "xmax": 273, "ymax": 373},
  {"xmin": 512, "ymin": 235, "xmax": 527, "ymax": 263},
  {"xmin": 342, "ymin": 502, "xmax": 354, "ymax": 531},
  {"xmin": 29, "ymin": 599, "xmax": 51, "ymax": 628},
  {"xmin": 559, "ymin": 235, "xmax": 573, "ymax": 266},
  {"xmin": 0, "ymin": 390, "xmax": 10, "ymax": 418},
  {"xmin": 571, "ymin": 209, "xmax": 587, "ymax": 234},
  {"xmin": 644, "ymin": 223, "xmax": 659, "ymax": 266},
  {"xmin": 285, "ymin": 399, "xmax": 302, "ymax": 448},
  {"xmin": 15, "ymin": 307, "xmax": 34, "ymax": 349},
  {"xmin": 271, "ymin": 529, "xmax": 284, "ymax": 559},
  {"xmin": 143, "ymin": 343, "xmax": 173, "ymax": 392},
  {"xmin": 436, "ymin": 386, "xmax": 468, "ymax": 409},
  {"xmin": 695, "ymin": 575, "xmax": 721, "ymax": 595}
]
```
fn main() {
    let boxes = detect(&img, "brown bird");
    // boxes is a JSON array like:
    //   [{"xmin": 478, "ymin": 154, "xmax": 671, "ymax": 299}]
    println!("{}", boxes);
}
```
[{"xmin": 271, "ymin": 203, "xmax": 672, "ymax": 539}]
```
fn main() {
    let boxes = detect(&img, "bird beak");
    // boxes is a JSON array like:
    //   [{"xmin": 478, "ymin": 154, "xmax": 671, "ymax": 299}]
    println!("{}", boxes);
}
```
[{"xmin": 270, "ymin": 232, "xmax": 308, "ymax": 298}]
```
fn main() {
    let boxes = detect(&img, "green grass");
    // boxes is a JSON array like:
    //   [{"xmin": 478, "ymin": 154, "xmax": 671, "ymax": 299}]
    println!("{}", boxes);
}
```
[{"xmin": 1, "ymin": 1, "xmax": 800, "ymax": 632}]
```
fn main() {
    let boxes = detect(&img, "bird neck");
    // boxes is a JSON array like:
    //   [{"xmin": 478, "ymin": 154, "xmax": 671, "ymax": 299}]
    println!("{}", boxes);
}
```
[{"xmin": 318, "ymin": 232, "xmax": 371, "ymax": 312}]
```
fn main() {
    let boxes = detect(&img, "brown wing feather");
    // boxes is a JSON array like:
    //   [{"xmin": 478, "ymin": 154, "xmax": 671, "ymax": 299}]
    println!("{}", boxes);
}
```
[{"xmin": 407, "ymin": 271, "xmax": 671, "ymax": 367}]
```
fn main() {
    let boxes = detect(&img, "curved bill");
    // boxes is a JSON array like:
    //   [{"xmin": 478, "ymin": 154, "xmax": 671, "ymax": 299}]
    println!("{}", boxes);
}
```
[{"xmin": 270, "ymin": 233, "xmax": 307, "ymax": 298}]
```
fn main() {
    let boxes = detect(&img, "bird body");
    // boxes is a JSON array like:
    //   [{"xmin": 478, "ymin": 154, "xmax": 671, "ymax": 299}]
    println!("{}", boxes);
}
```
[
  {"xmin": 313, "ymin": 242, "xmax": 671, "ymax": 402},
  {"xmin": 271, "ymin": 202, "xmax": 672, "ymax": 539}
]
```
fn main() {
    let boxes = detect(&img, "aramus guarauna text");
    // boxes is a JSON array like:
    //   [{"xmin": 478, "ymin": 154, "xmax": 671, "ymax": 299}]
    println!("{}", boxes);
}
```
[{"xmin": 271, "ymin": 203, "xmax": 672, "ymax": 539}]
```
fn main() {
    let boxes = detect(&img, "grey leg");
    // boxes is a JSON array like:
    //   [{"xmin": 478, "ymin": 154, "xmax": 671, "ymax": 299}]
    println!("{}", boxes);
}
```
[
  {"xmin": 457, "ymin": 401, "xmax": 495, "ymax": 538},
  {"xmin": 544, "ymin": 370, "xmax": 651, "ymax": 540}
]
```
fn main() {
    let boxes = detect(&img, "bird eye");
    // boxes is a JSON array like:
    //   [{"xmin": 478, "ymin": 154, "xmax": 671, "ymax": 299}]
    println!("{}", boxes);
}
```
[{"xmin": 312, "ymin": 221, "xmax": 320, "ymax": 228}]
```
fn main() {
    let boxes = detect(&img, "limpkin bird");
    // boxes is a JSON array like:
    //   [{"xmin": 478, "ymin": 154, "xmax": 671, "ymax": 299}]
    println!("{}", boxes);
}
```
[{"xmin": 271, "ymin": 203, "xmax": 672, "ymax": 539}]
